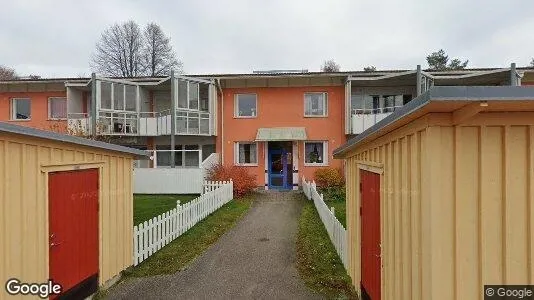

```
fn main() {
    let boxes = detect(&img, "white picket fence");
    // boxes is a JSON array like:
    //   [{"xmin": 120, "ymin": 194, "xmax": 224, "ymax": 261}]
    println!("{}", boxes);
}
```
[
  {"xmin": 302, "ymin": 177, "xmax": 348, "ymax": 269},
  {"xmin": 133, "ymin": 180, "xmax": 234, "ymax": 266}
]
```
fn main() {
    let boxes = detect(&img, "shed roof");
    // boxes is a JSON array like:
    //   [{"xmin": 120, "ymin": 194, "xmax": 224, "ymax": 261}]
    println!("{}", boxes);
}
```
[
  {"xmin": 333, "ymin": 86, "xmax": 534, "ymax": 158},
  {"xmin": 0, "ymin": 122, "xmax": 149, "ymax": 158}
]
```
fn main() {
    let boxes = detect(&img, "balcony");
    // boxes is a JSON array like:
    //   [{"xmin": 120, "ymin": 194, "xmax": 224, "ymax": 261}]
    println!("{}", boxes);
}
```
[
  {"xmin": 351, "ymin": 106, "xmax": 402, "ymax": 134},
  {"xmin": 67, "ymin": 113, "xmax": 91, "ymax": 136}
]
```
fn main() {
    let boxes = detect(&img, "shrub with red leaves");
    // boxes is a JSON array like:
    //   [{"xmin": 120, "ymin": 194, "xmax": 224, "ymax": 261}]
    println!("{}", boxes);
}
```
[{"xmin": 207, "ymin": 164, "xmax": 257, "ymax": 198}]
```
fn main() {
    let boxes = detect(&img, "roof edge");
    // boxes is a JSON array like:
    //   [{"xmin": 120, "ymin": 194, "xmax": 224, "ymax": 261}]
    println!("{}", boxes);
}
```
[
  {"xmin": 333, "ymin": 86, "xmax": 534, "ymax": 158},
  {"xmin": 0, "ymin": 122, "xmax": 148, "ymax": 158}
]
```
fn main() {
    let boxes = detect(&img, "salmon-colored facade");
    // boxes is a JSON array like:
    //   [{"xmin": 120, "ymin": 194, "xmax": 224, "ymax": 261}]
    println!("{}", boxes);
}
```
[
  {"xmin": 0, "ymin": 66, "xmax": 533, "ymax": 190},
  {"xmin": 218, "ymin": 86, "xmax": 346, "ymax": 187},
  {"xmin": 0, "ymin": 91, "xmax": 67, "ymax": 132}
]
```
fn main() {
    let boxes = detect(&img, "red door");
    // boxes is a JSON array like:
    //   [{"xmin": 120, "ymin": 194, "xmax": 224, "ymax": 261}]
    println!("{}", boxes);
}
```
[
  {"xmin": 360, "ymin": 169, "xmax": 381, "ymax": 300},
  {"xmin": 49, "ymin": 169, "xmax": 99, "ymax": 298}
]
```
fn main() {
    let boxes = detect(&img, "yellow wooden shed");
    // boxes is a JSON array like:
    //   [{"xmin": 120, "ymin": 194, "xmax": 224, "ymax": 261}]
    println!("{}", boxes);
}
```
[
  {"xmin": 334, "ymin": 86, "xmax": 534, "ymax": 300},
  {"xmin": 0, "ymin": 122, "xmax": 147, "ymax": 299}
]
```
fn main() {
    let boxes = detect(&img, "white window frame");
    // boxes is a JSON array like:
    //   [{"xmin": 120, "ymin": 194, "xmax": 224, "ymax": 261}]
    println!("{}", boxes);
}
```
[
  {"xmin": 48, "ymin": 97, "xmax": 67, "ymax": 120},
  {"xmin": 234, "ymin": 94, "xmax": 257, "ymax": 118},
  {"xmin": 234, "ymin": 142, "xmax": 258, "ymax": 166},
  {"xmin": 11, "ymin": 98, "xmax": 31, "ymax": 121},
  {"xmin": 304, "ymin": 92, "xmax": 328, "ymax": 117},
  {"xmin": 303, "ymin": 141, "xmax": 329, "ymax": 166}
]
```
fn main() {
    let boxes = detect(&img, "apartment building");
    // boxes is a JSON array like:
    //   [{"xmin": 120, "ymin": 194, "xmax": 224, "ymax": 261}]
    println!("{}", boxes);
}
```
[{"xmin": 1, "ymin": 64, "xmax": 532, "ymax": 189}]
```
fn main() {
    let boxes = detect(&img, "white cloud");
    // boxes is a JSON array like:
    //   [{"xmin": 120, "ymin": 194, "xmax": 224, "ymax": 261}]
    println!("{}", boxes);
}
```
[{"xmin": 0, "ymin": 0, "xmax": 532, "ymax": 77}]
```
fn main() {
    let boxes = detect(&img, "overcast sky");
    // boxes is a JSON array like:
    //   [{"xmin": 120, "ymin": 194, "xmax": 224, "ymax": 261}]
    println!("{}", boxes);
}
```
[{"xmin": 1, "ymin": 0, "xmax": 533, "ymax": 77}]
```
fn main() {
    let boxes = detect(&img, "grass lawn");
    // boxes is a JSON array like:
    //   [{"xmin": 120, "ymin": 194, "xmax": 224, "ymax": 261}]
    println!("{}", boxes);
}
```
[
  {"xmin": 124, "ymin": 194, "xmax": 254, "ymax": 278},
  {"xmin": 295, "ymin": 193, "xmax": 357, "ymax": 299},
  {"xmin": 133, "ymin": 194, "xmax": 199, "ymax": 225}
]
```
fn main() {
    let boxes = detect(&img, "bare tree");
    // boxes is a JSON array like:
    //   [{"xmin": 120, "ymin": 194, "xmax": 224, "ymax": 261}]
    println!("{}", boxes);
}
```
[
  {"xmin": 0, "ymin": 65, "xmax": 18, "ymax": 80},
  {"xmin": 142, "ymin": 23, "xmax": 182, "ymax": 76},
  {"xmin": 321, "ymin": 59, "xmax": 340, "ymax": 72},
  {"xmin": 530, "ymin": 58, "xmax": 534, "ymax": 67},
  {"xmin": 91, "ymin": 20, "xmax": 144, "ymax": 77},
  {"xmin": 363, "ymin": 66, "xmax": 377, "ymax": 72}
]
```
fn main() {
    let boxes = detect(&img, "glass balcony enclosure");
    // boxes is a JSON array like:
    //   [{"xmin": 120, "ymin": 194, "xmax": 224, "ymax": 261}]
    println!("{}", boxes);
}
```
[{"xmin": 66, "ymin": 75, "xmax": 216, "ymax": 137}]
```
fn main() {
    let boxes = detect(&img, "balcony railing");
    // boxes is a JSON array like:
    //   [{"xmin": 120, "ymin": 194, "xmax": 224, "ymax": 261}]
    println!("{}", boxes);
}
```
[
  {"xmin": 97, "ymin": 110, "xmax": 138, "ymax": 135},
  {"xmin": 67, "ymin": 109, "xmax": 212, "ymax": 136},
  {"xmin": 176, "ymin": 109, "xmax": 210, "ymax": 135},
  {"xmin": 351, "ymin": 106, "xmax": 402, "ymax": 134},
  {"xmin": 67, "ymin": 113, "xmax": 91, "ymax": 136}
]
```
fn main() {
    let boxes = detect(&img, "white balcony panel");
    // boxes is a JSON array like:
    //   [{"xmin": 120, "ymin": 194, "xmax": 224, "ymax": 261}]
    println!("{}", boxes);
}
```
[
  {"xmin": 67, "ymin": 117, "xmax": 91, "ymax": 135},
  {"xmin": 351, "ymin": 112, "xmax": 392, "ymax": 134},
  {"xmin": 139, "ymin": 117, "xmax": 158, "ymax": 136},
  {"xmin": 157, "ymin": 115, "xmax": 172, "ymax": 135}
]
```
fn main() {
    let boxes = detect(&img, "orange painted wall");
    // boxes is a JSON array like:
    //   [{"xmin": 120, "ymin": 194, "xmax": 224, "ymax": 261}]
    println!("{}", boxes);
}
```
[
  {"xmin": 0, "ymin": 91, "xmax": 67, "ymax": 132},
  {"xmin": 217, "ymin": 86, "xmax": 346, "ymax": 187}
]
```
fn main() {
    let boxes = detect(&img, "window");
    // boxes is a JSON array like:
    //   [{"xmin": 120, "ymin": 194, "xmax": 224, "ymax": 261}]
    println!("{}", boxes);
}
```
[
  {"xmin": 304, "ymin": 141, "xmax": 328, "ymax": 165},
  {"xmin": 235, "ymin": 94, "xmax": 257, "ymax": 117},
  {"xmin": 48, "ymin": 97, "xmax": 67, "ymax": 119},
  {"xmin": 11, "ymin": 98, "xmax": 31, "ymax": 120},
  {"xmin": 304, "ymin": 92, "xmax": 327, "ymax": 117},
  {"xmin": 235, "ymin": 142, "xmax": 258, "ymax": 165}
]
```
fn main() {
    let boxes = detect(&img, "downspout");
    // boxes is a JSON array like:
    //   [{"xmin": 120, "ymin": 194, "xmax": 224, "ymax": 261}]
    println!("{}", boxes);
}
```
[
  {"xmin": 510, "ymin": 63, "xmax": 517, "ymax": 86},
  {"xmin": 90, "ymin": 72, "xmax": 97, "ymax": 136},
  {"xmin": 170, "ymin": 70, "xmax": 176, "ymax": 168},
  {"xmin": 217, "ymin": 79, "xmax": 224, "ymax": 164},
  {"xmin": 416, "ymin": 65, "xmax": 422, "ymax": 96}
]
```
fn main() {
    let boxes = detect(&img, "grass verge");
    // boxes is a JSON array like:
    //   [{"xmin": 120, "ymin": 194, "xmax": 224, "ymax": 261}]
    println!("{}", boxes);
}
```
[
  {"xmin": 123, "ymin": 194, "xmax": 254, "ymax": 277},
  {"xmin": 296, "ymin": 193, "xmax": 357, "ymax": 299},
  {"xmin": 133, "ymin": 194, "xmax": 198, "ymax": 225}
]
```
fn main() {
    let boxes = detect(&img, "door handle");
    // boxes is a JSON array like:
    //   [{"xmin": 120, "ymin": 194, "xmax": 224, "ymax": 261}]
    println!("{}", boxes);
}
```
[{"xmin": 50, "ymin": 242, "xmax": 62, "ymax": 247}]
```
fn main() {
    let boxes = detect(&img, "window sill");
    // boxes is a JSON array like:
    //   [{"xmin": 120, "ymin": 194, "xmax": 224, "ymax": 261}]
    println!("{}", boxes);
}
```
[
  {"xmin": 304, "ymin": 115, "xmax": 328, "ymax": 118},
  {"xmin": 9, "ymin": 119, "xmax": 31, "ymax": 122},
  {"xmin": 233, "ymin": 116, "xmax": 257, "ymax": 119},
  {"xmin": 304, "ymin": 163, "xmax": 329, "ymax": 167},
  {"xmin": 234, "ymin": 163, "xmax": 258, "ymax": 167},
  {"xmin": 48, "ymin": 118, "xmax": 67, "ymax": 121}
]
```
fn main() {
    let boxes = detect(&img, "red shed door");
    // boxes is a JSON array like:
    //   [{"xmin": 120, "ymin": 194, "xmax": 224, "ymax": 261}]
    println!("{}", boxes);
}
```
[
  {"xmin": 49, "ymin": 169, "xmax": 99, "ymax": 299},
  {"xmin": 360, "ymin": 169, "xmax": 381, "ymax": 300}
]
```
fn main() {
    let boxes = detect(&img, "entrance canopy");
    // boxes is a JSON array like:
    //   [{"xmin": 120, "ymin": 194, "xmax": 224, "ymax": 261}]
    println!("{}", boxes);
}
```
[{"xmin": 255, "ymin": 127, "xmax": 307, "ymax": 141}]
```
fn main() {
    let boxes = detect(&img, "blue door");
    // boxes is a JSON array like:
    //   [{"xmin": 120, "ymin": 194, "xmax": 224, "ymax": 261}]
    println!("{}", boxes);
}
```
[{"xmin": 269, "ymin": 149, "xmax": 289, "ymax": 189}]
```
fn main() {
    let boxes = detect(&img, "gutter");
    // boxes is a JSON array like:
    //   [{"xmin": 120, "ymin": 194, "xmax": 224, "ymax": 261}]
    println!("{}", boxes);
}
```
[{"xmin": 217, "ymin": 79, "xmax": 224, "ymax": 164}]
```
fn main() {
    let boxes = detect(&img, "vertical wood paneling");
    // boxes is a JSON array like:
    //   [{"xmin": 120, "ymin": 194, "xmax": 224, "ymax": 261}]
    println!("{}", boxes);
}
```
[
  {"xmin": 345, "ymin": 115, "xmax": 534, "ymax": 300},
  {"xmin": 480, "ymin": 126, "xmax": 504, "ymax": 284},
  {"xmin": 0, "ymin": 140, "xmax": 5, "ymax": 284},
  {"xmin": 529, "ymin": 126, "xmax": 534, "ymax": 283},
  {"xmin": 505, "ymin": 126, "xmax": 529, "ymax": 283},
  {"xmin": 455, "ymin": 127, "xmax": 480, "ymax": 299},
  {"xmin": 0, "ymin": 133, "xmax": 136, "ymax": 297},
  {"xmin": 401, "ymin": 137, "xmax": 411, "ymax": 300},
  {"xmin": 388, "ymin": 142, "xmax": 395, "ymax": 300},
  {"xmin": 8, "ymin": 142, "xmax": 23, "ymax": 280},
  {"xmin": 411, "ymin": 131, "xmax": 422, "ymax": 300}
]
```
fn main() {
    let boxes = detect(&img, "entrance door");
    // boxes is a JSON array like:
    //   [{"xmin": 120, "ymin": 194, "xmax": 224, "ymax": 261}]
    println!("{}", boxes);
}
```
[
  {"xmin": 49, "ymin": 169, "xmax": 99, "ymax": 299},
  {"xmin": 360, "ymin": 169, "xmax": 381, "ymax": 300},
  {"xmin": 269, "ymin": 149, "xmax": 288, "ymax": 189}
]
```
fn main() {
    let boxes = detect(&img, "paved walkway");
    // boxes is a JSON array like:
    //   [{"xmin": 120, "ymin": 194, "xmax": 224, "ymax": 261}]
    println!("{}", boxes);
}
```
[{"xmin": 106, "ymin": 191, "xmax": 321, "ymax": 300}]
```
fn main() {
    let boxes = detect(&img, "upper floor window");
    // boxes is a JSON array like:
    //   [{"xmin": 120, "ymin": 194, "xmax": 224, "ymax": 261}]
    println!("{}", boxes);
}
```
[
  {"xmin": 235, "ymin": 94, "xmax": 257, "ymax": 118},
  {"xmin": 235, "ymin": 142, "xmax": 258, "ymax": 165},
  {"xmin": 304, "ymin": 92, "xmax": 328, "ymax": 117},
  {"xmin": 11, "ymin": 98, "xmax": 31, "ymax": 120},
  {"xmin": 48, "ymin": 97, "xmax": 67, "ymax": 120}
]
